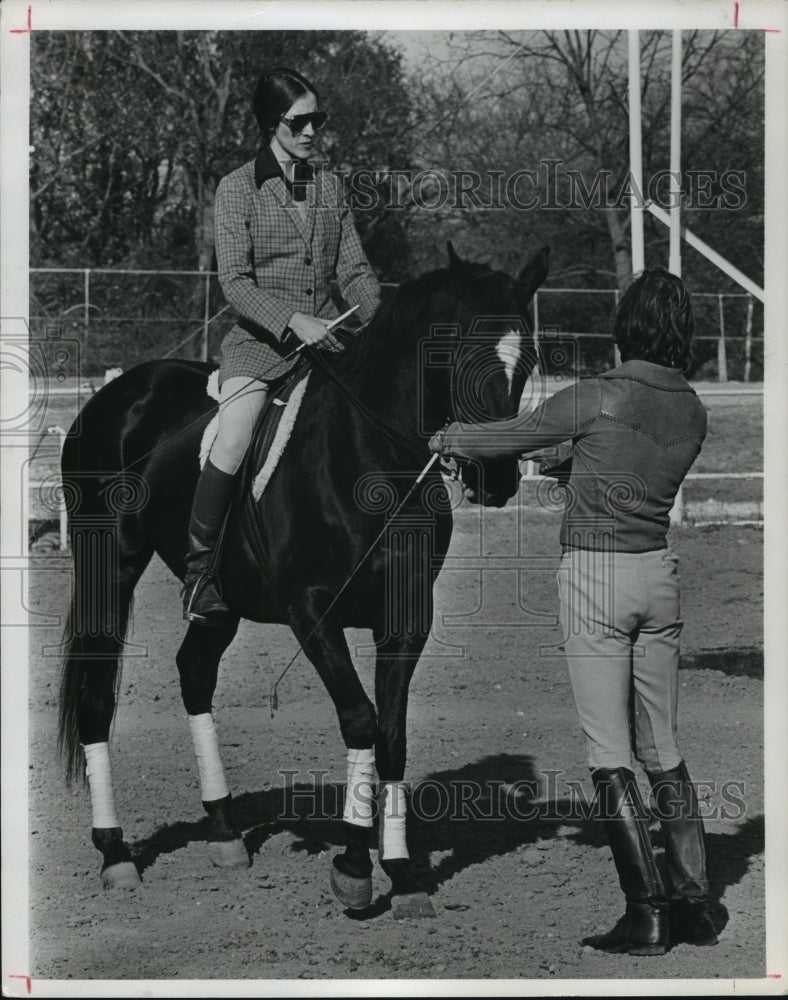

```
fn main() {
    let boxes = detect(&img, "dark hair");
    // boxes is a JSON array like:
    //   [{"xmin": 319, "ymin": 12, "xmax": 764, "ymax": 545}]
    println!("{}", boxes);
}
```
[
  {"xmin": 252, "ymin": 67, "xmax": 319, "ymax": 135},
  {"xmin": 613, "ymin": 266, "xmax": 694, "ymax": 370}
]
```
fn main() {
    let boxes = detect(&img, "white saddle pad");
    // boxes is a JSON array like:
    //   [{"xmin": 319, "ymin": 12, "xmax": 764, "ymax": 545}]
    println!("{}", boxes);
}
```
[{"xmin": 200, "ymin": 369, "xmax": 311, "ymax": 500}]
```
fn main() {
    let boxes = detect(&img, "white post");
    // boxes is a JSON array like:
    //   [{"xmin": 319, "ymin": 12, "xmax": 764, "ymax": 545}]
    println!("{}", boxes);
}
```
[
  {"xmin": 83, "ymin": 268, "xmax": 91, "ymax": 352},
  {"xmin": 669, "ymin": 30, "xmax": 682, "ymax": 277},
  {"xmin": 628, "ymin": 31, "xmax": 645, "ymax": 277},
  {"xmin": 717, "ymin": 294, "xmax": 728, "ymax": 383},
  {"xmin": 669, "ymin": 485, "xmax": 685, "ymax": 526},
  {"xmin": 47, "ymin": 426, "xmax": 69, "ymax": 551},
  {"xmin": 744, "ymin": 294, "xmax": 754, "ymax": 383}
]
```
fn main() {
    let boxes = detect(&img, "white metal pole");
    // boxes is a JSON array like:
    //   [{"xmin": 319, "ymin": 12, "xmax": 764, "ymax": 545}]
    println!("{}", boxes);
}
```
[
  {"xmin": 628, "ymin": 31, "xmax": 645, "ymax": 276},
  {"xmin": 669, "ymin": 30, "xmax": 682, "ymax": 277}
]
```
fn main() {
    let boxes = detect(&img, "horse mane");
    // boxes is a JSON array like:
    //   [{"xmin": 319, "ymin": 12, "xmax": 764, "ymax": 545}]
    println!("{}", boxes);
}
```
[{"xmin": 326, "ymin": 258, "xmax": 504, "ymax": 385}]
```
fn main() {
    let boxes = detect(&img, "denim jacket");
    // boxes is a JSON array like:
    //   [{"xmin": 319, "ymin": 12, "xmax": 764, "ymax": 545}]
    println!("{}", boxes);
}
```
[{"xmin": 442, "ymin": 360, "xmax": 707, "ymax": 552}]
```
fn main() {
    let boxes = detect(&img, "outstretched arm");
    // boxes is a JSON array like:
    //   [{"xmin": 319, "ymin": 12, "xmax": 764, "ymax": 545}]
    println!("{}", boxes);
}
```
[{"xmin": 430, "ymin": 380, "xmax": 602, "ymax": 462}]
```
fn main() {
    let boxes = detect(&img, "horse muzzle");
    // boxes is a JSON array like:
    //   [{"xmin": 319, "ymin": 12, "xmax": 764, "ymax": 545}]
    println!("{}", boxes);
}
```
[{"xmin": 448, "ymin": 457, "xmax": 520, "ymax": 509}]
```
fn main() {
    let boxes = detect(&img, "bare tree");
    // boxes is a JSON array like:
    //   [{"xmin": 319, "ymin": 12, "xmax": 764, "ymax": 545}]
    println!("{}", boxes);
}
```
[
  {"xmin": 406, "ymin": 30, "xmax": 764, "ymax": 292},
  {"xmin": 30, "ymin": 30, "xmax": 419, "ymax": 279}
]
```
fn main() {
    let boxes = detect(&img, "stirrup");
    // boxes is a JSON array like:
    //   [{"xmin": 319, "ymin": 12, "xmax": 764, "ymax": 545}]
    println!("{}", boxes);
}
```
[{"xmin": 182, "ymin": 572, "xmax": 229, "ymax": 626}]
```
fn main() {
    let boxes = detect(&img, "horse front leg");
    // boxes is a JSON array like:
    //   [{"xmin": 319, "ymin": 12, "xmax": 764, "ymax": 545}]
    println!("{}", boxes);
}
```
[
  {"xmin": 176, "ymin": 618, "xmax": 250, "ymax": 869},
  {"xmin": 289, "ymin": 591, "xmax": 378, "ymax": 911},
  {"xmin": 374, "ymin": 627, "xmax": 437, "ymax": 919}
]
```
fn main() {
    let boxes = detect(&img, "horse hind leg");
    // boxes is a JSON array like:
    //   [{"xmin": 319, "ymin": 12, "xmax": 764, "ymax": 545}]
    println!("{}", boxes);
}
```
[
  {"xmin": 59, "ymin": 535, "xmax": 153, "ymax": 890},
  {"xmin": 176, "ymin": 619, "xmax": 250, "ymax": 870}
]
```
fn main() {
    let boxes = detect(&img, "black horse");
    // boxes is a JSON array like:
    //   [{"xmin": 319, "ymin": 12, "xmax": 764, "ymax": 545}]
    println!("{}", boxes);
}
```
[{"xmin": 57, "ymin": 243, "xmax": 550, "ymax": 916}]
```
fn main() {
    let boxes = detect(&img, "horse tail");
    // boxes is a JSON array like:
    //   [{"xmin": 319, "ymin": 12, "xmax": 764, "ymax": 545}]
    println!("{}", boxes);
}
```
[
  {"xmin": 56, "ymin": 404, "xmax": 151, "ymax": 786},
  {"xmin": 57, "ymin": 586, "xmax": 131, "ymax": 787}
]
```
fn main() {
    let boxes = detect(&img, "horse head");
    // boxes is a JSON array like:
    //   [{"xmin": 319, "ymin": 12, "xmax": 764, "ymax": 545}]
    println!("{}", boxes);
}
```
[{"xmin": 441, "ymin": 241, "xmax": 550, "ymax": 507}]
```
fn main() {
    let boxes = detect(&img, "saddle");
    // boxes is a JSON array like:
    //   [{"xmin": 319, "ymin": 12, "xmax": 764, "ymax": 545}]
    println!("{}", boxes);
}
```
[
  {"xmin": 200, "ymin": 363, "xmax": 311, "ymax": 505},
  {"xmin": 201, "ymin": 330, "xmax": 353, "ymax": 581},
  {"xmin": 236, "ymin": 365, "xmax": 311, "ymax": 503}
]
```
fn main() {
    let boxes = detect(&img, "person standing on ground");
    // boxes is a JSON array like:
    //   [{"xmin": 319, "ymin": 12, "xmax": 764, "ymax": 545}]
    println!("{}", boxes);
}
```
[{"xmin": 430, "ymin": 267, "xmax": 718, "ymax": 956}]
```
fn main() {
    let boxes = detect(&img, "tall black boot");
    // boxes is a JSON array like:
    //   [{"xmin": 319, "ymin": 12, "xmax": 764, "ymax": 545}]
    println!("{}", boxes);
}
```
[
  {"xmin": 648, "ymin": 760, "xmax": 719, "ymax": 946},
  {"xmin": 581, "ymin": 767, "xmax": 669, "ymax": 956},
  {"xmin": 182, "ymin": 458, "xmax": 236, "ymax": 626}
]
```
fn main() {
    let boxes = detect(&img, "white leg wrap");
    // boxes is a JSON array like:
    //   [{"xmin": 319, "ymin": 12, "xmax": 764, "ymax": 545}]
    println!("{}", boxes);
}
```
[
  {"xmin": 187, "ymin": 713, "xmax": 230, "ymax": 802},
  {"xmin": 83, "ymin": 742, "xmax": 120, "ymax": 829},
  {"xmin": 379, "ymin": 781, "xmax": 409, "ymax": 861},
  {"xmin": 343, "ymin": 748, "xmax": 375, "ymax": 828}
]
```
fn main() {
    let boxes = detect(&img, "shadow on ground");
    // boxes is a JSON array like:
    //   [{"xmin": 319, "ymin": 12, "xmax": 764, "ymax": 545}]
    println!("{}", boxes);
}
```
[{"xmin": 130, "ymin": 752, "xmax": 762, "ymax": 930}]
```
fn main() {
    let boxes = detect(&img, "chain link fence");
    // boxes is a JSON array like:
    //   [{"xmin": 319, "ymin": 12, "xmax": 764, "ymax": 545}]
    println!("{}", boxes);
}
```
[
  {"xmin": 30, "ymin": 269, "xmax": 763, "ymax": 381},
  {"xmin": 534, "ymin": 287, "xmax": 763, "ymax": 380}
]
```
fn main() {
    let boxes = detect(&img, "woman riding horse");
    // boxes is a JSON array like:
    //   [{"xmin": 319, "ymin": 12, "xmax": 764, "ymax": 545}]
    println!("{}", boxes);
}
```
[
  {"xmin": 183, "ymin": 65, "xmax": 381, "ymax": 626},
  {"xmin": 431, "ymin": 267, "xmax": 717, "ymax": 954},
  {"xmin": 59, "ymin": 234, "xmax": 551, "ymax": 908}
]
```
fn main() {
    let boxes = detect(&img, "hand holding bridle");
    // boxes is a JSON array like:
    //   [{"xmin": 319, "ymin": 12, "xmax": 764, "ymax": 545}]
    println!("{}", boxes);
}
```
[{"xmin": 428, "ymin": 421, "xmax": 452, "ymax": 457}]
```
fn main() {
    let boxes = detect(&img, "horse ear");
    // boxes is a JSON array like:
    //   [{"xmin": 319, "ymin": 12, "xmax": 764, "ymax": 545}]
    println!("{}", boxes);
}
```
[
  {"xmin": 517, "ymin": 245, "xmax": 551, "ymax": 303},
  {"xmin": 447, "ymin": 241, "xmax": 479, "ymax": 297},
  {"xmin": 447, "ymin": 241, "xmax": 464, "ymax": 272}
]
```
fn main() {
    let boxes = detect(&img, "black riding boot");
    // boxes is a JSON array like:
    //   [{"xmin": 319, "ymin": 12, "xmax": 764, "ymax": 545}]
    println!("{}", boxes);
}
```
[
  {"xmin": 648, "ymin": 760, "xmax": 719, "ymax": 946},
  {"xmin": 182, "ymin": 458, "xmax": 236, "ymax": 626},
  {"xmin": 582, "ymin": 767, "xmax": 669, "ymax": 956}
]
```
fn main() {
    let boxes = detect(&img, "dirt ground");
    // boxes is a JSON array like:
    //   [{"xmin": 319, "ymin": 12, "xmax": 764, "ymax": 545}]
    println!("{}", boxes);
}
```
[{"xmin": 20, "ymin": 504, "xmax": 773, "ymax": 993}]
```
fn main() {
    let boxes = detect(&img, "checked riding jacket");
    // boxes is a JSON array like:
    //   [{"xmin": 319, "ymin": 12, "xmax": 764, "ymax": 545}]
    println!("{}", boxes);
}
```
[{"xmin": 214, "ymin": 145, "xmax": 381, "ymax": 384}]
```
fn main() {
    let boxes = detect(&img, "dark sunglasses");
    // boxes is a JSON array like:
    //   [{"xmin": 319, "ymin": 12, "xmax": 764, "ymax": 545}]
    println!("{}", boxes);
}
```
[{"xmin": 279, "ymin": 110, "xmax": 328, "ymax": 135}]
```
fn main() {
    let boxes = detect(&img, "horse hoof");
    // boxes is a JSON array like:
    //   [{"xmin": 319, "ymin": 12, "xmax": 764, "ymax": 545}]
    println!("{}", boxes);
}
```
[
  {"xmin": 101, "ymin": 861, "xmax": 141, "ymax": 890},
  {"xmin": 392, "ymin": 891, "xmax": 437, "ymax": 920},
  {"xmin": 208, "ymin": 838, "xmax": 250, "ymax": 869},
  {"xmin": 330, "ymin": 865, "xmax": 373, "ymax": 911}
]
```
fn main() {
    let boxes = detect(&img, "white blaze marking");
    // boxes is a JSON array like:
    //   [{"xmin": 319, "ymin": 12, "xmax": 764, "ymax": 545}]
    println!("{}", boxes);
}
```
[
  {"xmin": 496, "ymin": 327, "xmax": 521, "ymax": 395},
  {"xmin": 520, "ymin": 328, "xmax": 542, "ymax": 414}
]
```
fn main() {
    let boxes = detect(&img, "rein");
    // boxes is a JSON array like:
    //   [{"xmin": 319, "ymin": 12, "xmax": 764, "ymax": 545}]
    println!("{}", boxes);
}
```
[
  {"xmin": 301, "ymin": 341, "xmax": 444, "ymax": 463},
  {"xmin": 265, "ymin": 331, "xmax": 461, "ymax": 714},
  {"xmin": 96, "ymin": 316, "xmax": 446, "ymax": 490}
]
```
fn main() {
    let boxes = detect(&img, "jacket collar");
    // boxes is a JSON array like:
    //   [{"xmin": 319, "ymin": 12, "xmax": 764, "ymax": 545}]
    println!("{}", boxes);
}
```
[
  {"xmin": 601, "ymin": 359, "xmax": 694, "ymax": 391},
  {"xmin": 254, "ymin": 145, "xmax": 284, "ymax": 188}
]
